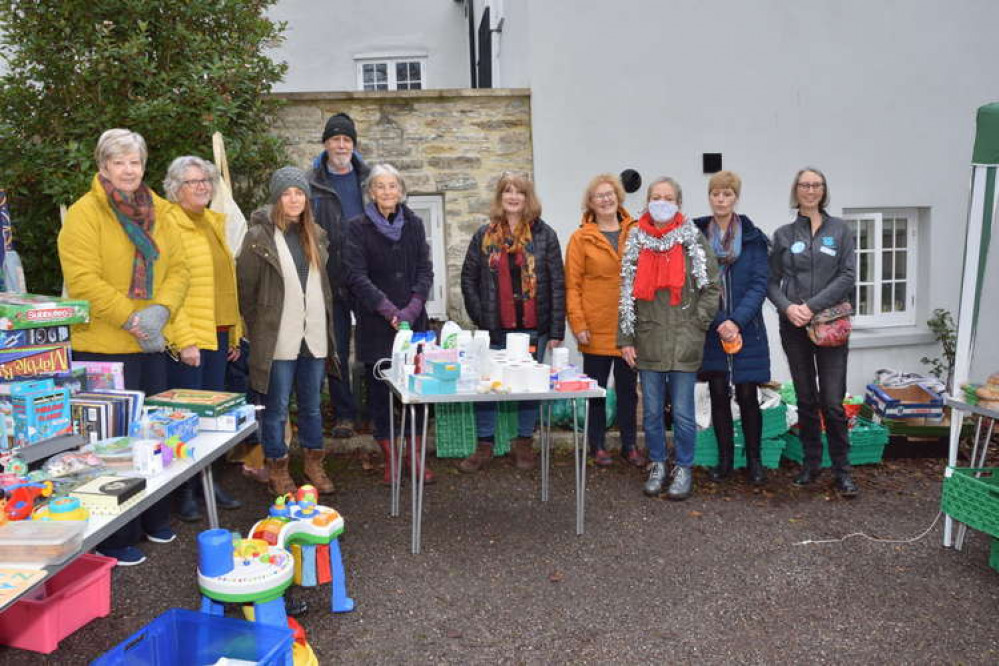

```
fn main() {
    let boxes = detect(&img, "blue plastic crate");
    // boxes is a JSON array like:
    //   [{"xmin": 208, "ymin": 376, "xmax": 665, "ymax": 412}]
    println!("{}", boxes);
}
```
[{"xmin": 91, "ymin": 608, "xmax": 293, "ymax": 666}]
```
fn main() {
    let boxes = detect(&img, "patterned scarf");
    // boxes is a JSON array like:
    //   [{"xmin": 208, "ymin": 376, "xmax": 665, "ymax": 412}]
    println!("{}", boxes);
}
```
[
  {"xmin": 633, "ymin": 212, "xmax": 687, "ymax": 304},
  {"xmin": 482, "ymin": 218, "xmax": 537, "ymax": 330},
  {"xmin": 709, "ymin": 215, "xmax": 743, "ymax": 311},
  {"xmin": 99, "ymin": 175, "xmax": 159, "ymax": 299}
]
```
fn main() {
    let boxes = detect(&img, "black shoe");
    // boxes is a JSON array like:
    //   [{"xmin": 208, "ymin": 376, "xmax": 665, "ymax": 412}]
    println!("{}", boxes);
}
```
[
  {"xmin": 708, "ymin": 464, "xmax": 733, "ymax": 483},
  {"xmin": 175, "ymin": 486, "xmax": 202, "ymax": 523},
  {"xmin": 746, "ymin": 459, "xmax": 767, "ymax": 486},
  {"xmin": 834, "ymin": 472, "xmax": 859, "ymax": 498},
  {"xmin": 213, "ymin": 485, "xmax": 242, "ymax": 510},
  {"xmin": 793, "ymin": 466, "xmax": 822, "ymax": 487}
]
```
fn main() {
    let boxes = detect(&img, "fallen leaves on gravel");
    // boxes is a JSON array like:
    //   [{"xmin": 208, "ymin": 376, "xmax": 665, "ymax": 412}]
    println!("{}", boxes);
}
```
[{"xmin": 549, "ymin": 570, "xmax": 564, "ymax": 583}]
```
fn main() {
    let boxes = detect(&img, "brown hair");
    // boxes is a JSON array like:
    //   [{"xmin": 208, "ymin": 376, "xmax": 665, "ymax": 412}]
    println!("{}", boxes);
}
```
[
  {"xmin": 790, "ymin": 166, "xmax": 830, "ymax": 211},
  {"xmin": 581, "ymin": 173, "xmax": 626, "ymax": 214},
  {"xmin": 270, "ymin": 195, "xmax": 321, "ymax": 268},
  {"xmin": 707, "ymin": 170, "xmax": 742, "ymax": 197},
  {"xmin": 489, "ymin": 172, "xmax": 542, "ymax": 225}
]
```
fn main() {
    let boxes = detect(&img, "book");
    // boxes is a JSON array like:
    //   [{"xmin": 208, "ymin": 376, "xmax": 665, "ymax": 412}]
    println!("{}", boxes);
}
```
[
  {"xmin": 71, "ymin": 360, "xmax": 125, "ymax": 390},
  {"xmin": 145, "ymin": 389, "xmax": 245, "ymax": 417},
  {"xmin": 71, "ymin": 398, "xmax": 111, "ymax": 443},
  {"xmin": 70, "ymin": 475, "xmax": 146, "ymax": 515}
]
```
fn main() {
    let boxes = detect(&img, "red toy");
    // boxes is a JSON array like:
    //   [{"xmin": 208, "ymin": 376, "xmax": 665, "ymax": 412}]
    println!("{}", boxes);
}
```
[{"xmin": 4, "ymin": 480, "xmax": 53, "ymax": 520}]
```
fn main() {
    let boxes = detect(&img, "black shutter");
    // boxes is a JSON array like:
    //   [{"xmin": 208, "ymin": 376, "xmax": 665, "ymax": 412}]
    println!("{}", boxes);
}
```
[{"xmin": 477, "ymin": 7, "xmax": 492, "ymax": 88}]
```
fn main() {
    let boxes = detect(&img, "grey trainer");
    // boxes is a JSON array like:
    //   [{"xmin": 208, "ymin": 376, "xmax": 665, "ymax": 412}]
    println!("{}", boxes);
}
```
[
  {"xmin": 643, "ymin": 462, "xmax": 668, "ymax": 497},
  {"xmin": 666, "ymin": 465, "xmax": 693, "ymax": 501}
]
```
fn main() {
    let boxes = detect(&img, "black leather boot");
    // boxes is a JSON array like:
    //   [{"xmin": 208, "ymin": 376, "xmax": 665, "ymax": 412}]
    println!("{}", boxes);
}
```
[
  {"xmin": 708, "ymin": 437, "xmax": 734, "ymax": 483},
  {"xmin": 744, "ymin": 439, "xmax": 767, "ymax": 486}
]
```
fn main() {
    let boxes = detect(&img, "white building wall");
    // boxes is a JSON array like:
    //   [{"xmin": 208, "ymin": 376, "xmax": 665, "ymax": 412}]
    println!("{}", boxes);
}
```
[
  {"xmin": 518, "ymin": 0, "xmax": 999, "ymax": 393},
  {"xmin": 269, "ymin": 0, "xmax": 470, "ymax": 92}
]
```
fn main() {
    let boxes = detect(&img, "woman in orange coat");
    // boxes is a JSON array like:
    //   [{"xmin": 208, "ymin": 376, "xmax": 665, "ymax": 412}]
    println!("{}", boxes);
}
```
[{"xmin": 565, "ymin": 174, "xmax": 644, "ymax": 467}]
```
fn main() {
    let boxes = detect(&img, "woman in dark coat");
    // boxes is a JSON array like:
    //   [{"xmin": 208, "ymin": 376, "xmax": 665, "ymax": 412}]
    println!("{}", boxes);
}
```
[
  {"xmin": 458, "ymin": 171, "xmax": 566, "ymax": 473},
  {"xmin": 345, "ymin": 163, "xmax": 435, "ymax": 484},
  {"xmin": 694, "ymin": 171, "xmax": 771, "ymax": 485}
]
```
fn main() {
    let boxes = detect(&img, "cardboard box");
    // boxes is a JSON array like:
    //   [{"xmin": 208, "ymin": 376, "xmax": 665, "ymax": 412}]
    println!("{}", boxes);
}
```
[
  {"xmin": 0, "ymin": 344, "xmax": 71, "ymax": 381},
  {"xmin": 0, "ymin": 294, "xmax": 89, "ymax": 330},
  {"xmin": 10, "ymin": 379, "xmax": 72, "ymax": 447},
  {"xmin": 0, "ymin": 326, "xmax": 71, "ymax": 350},
  {"xmin": 144, "ymin": 389, "xmax": 244, "ymax": 417},
  {"xmin": 864, "ymin": 383, "xmax": 944, "ymax": 419},
  {"xmin": 142, "ymin": 408, "xmax": 199, "ymax": 443},
  {"xmin": 198, "ymin": 404, "xmax": 256, "ymax": 432},
  {"xmin": 70, "ymin": 476, "xmax": 146, "ymax": 515}
]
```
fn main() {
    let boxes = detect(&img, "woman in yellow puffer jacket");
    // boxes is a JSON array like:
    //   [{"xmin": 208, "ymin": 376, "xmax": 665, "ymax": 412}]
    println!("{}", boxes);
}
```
[
  {"xmin": 162, "ymin": 155, "xmax": 244, "ymax": 520},
  {"xmin": 59, "ymin": 128, "xmax": 190, "ymax": 566}
]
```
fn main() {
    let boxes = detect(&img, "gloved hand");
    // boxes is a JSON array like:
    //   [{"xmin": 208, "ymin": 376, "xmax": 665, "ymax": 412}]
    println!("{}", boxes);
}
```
[
  {"xmin": 375, "ymin": 298, "xmax": 400, "ymax": 323},
  {"xmin": 124, "ymin": 304, "xmax": 169, "ymax": 353},
  {"xmin": 396, "ymin": 294, "xmax": 425, "ymax": 324}
]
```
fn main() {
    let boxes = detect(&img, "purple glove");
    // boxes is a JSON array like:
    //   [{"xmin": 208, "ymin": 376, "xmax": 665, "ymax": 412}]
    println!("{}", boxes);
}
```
[
  {"xmin": 397, "ymin": 294, "xmax": 426, "ymax": 324},
  {"xmin": 375, "ymin": 298, "xmax": 400, "ymax": 323}
]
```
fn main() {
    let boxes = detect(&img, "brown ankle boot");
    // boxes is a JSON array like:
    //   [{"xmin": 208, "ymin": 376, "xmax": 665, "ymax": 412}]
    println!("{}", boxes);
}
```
[
  {"xmin": 457, "ymin": 442, "xmax": 494, "ymax": 474},
  {"xmin": 266, "ymin": 456, "xmax": 297, "ymax": 496},
  {"xmin": 405, "ymin": 436, "xmax": 436, "ymax": 485},
  {"xmin": 511, "ymin": 436, "xmax": 537, "ymax": 470},
  {"xmin": 303, "ymin": 448, "xmax": 335, "ymax": 494},
  {"xmin": 376, "ymin": 438, "xmax": 394, "ymax": 486}
]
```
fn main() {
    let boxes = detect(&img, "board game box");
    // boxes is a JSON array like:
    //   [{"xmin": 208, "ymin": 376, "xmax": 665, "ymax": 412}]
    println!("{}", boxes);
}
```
[
  {"xmin": 144, "ymin": 389, "xmax": 245, "ymax": 417},
  {"xmin": 0, "ymin": 293, "xmax": 89, "ymax": 330}
]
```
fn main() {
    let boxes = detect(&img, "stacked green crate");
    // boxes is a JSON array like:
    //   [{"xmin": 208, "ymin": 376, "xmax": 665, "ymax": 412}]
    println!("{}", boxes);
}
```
[
  {"xmin": 434, "ymin": 402, "xmax": 517, "ymax": 458},
  {"xmin": 781, "ymin": 417, "xmax": 889, "ymax": 466},
  {"xmin": 694, "ymin": 404, "xmax": 788, "ymax": 469}
]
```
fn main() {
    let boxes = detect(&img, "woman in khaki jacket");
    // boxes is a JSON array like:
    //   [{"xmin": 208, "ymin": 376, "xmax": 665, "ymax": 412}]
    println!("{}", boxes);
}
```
[{"xmin": 565, "ymin": 174, "xmax": 644, "ymax": 468}]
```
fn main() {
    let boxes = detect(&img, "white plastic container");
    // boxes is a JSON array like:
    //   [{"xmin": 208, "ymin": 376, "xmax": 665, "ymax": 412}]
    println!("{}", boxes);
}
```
[
  {"xmin": 440, "ymin": 321, "xmax": 462, "ymax": 349},
  {"xmin": 0, "ymin": 520, "xmax": 86, "ymax": 566},
  {"xmin": 391, "ymin": 323, "xmax": 414, "ymax": 382}
]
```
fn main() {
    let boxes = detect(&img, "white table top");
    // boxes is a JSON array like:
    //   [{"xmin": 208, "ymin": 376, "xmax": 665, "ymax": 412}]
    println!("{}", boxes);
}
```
[{"xmin": 384, "ymin": 375, "xmax": 606, "ymax": 405}]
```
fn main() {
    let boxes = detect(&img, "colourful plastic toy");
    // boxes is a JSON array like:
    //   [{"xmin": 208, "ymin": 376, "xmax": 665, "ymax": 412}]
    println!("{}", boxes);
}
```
[
  {"xmin": 33, "ymin": 496, "xmax": 89, "ymax": 521},
  {"xmin": 3, "ymin": 480, "xmax": 53, "ymax": 520}
]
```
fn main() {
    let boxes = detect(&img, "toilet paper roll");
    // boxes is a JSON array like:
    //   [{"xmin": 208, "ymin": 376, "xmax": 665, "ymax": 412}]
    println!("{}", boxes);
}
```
[
  {"xmin": 551, "ymin": 347, "xmax": 569, "ymax": 370},
  {"xmin": 503, "ymin": 362, "xmax": 529, "ymax": 392},
  {"xmin": 506, "ymin": 332, "xmax": 531, "ymax": 360},
  {"xmin": 527, "ymin": 363, "xmax": 551, "ymax": 392}
]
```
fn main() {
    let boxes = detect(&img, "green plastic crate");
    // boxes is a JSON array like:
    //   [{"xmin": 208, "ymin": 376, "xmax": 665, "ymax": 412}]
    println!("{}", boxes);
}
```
[
  {"xmin": 781, "ymin": 417, "xmax": 889, "ymax": 466},
  {"xmin": 694, "ymin": 436, "xmax": 785, "ymax": 469},
  {"xmin": 941, "ymin": 467, "xmax": 999, "ymax": 538},
  {"xmin": 433, "ymin": 402, "xmax": 517, "ymax": 458}
]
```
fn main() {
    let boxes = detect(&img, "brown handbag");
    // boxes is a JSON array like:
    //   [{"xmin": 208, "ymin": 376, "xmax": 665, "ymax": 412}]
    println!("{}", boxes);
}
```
[{"xmin": 807, "ymin": 302, "xmax": 853, "ymax": 347}]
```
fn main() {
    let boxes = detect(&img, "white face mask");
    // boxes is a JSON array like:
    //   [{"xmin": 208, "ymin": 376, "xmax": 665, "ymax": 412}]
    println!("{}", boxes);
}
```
[{"xmin": 648, "ymin": 200, "xmax": 679, "ymax": 222}]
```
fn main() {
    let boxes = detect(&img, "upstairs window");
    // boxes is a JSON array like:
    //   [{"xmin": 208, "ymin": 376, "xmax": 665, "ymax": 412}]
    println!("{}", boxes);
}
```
[{"xmin": 356, "ymin": 56, "xmax": 426, "ymax": 91}]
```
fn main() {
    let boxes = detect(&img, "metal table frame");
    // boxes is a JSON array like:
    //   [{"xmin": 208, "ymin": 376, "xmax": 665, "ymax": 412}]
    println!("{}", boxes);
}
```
[
  {"xmin": 943, "ymin": 396, "xmax": 997, "ymax": 548},
  {"xmin": 383, "ymin": 376, "xmax": 605, "ymax": 554}
]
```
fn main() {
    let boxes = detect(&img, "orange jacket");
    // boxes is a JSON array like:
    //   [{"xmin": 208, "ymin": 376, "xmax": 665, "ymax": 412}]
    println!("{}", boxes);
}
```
[{"xmin": 564, "ymin": 208, "xmax": 635, "ymax": 356}]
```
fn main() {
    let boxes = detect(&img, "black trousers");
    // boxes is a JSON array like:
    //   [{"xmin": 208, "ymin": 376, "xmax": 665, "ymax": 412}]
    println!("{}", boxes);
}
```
[
  {"xmin": 779, "ymin": 321, "xmax": 851, "ymax": 472},
  {"xmin": 705, "ymin": 374, "xmax": 762, "ymax": 461},
  {"xmin": 581, "ymin": 353, "xmax": 638, "ymax": 455},
  {"xmin": 74, "ymin": 351, "xmax": 173, "ymax": 550}
]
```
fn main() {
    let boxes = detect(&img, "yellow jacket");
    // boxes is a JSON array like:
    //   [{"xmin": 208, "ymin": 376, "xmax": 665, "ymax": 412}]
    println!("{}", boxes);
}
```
[
  {"xmin": 162, "ymin": 204, "xmax": 242, "ymax": 351},
  {"xmin": 59, "ymin": 175, "xmax": 189, "ymax": 354}
]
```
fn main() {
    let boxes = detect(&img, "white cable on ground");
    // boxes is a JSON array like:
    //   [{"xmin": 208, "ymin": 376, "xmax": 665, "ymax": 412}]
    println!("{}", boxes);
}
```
[{"xmin": 794, "ymin": 510, "xmax": 943, "ymax": 546}]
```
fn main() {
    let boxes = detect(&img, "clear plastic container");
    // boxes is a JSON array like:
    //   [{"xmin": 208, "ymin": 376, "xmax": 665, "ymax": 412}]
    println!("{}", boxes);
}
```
[{"xmin": 0, "ymin": 520, "xmax": 86, "ymax": 565}]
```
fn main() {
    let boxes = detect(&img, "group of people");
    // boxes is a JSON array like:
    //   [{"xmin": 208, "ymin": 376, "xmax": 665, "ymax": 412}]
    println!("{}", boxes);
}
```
[{"xmin": 55, "ymin": 113, "xmax": 857, "ymax": 565}]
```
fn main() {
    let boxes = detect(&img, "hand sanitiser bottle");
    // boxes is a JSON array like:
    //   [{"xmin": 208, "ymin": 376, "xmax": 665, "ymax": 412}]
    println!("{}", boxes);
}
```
[
  {"xmin": 440, "ymin": 320, "xmax": 461, "ymax": 349},
  {"xmin": 391, "ymin": 322, "xmax": 413, "ymax": 382}
]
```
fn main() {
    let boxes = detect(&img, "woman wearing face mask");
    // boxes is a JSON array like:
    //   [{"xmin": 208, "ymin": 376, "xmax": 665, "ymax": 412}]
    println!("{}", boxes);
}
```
[
  {"xmin": 693, "ymin": 171, "xmax": 771, "ymax": 486},
  {"xmin": 618, "ymin": 177, "xmax": 719, "ymax": 500},
  {"xmin": 768, "ymin": 167, "xmax": 857, "ymax": 497}
]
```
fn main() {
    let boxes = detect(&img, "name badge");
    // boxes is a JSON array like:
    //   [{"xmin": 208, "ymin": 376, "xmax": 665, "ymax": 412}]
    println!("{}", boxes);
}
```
[
  {"xmin": 790, "ymin": 241, "xmax": 806, "ymax": 254},
  {"xmin": 820, "ymin": 246, "xmax": 837, "ymax": 256}
]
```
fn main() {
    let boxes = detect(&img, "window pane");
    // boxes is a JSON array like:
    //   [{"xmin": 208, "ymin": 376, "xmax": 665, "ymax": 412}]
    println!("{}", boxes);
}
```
[
  {"xmin": 858, "ymin": 250, "xmax": 873, "ymax": 282},
  {"xmin": 895, "ymin": 219, "xmax": 908, "ymax": 248},
  {"xmin": 858, "ymin": 284, "xmax": 873, "ymax": 315},
  {"xmin": 881, "ymin": 283, "xmax": 893, "ymax": 313},
  {"xmin": 882, "ymin": 219, "xmax": 894, "ymax": 250},
  {"xmin": 881, "ymin": 250, "xmax": 893, "ymax": 281},
  {"xmin": 895, "ymin": 282, "xmax": 907, "ymax": 311},
  {"xmin": 894, "ymin": 249, "xmax": 907, "ymax": 279},
  {"xmin": 408, "ymin": 62, "xmax": 421, "ymax": 79},
  {"xmin": 858, "ymin": 219, "xmax": 873, "ymax": 250},
  {"xmin": 396, "ymin": 62, "xmax": 409, "ymax": 82}
]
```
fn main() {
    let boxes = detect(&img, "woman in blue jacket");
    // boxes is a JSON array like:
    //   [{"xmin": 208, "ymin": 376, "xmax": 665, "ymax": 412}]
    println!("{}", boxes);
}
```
[{"xmin": 695, "ymin": 171, "xmax": 770, "ymax": 485}]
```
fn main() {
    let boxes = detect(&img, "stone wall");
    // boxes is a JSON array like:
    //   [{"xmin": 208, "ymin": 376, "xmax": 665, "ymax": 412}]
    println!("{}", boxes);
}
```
[{"xmin": 271, "ymin": 88, "xmax": 533, "ymax": 326}]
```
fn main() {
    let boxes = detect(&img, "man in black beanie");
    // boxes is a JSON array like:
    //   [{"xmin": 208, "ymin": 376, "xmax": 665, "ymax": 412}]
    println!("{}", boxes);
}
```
[{"xmin": 310, "ymin": 112, "xmax": 370, "ymax": 439}]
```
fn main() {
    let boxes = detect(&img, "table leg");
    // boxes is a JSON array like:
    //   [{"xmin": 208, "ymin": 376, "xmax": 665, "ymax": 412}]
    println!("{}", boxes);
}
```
[
  {"xmin": 389, "ymin": 388, "xmax": 399, "ymax": 517},
  {"xmin": 201, "ymin": 464, "xmax": 220, "ymax": 530},
  {"xmin": 944, "ymin": 408, "xmax": 965, "ymax": 547},
  {"xmin": 412, "ymin": 404, "xmax": 429, "ymax": 555},
  {"xmin": 540, "ymin": 402, "xmax": 550, "ymax": 502},
  {"xmin": 578, "ymin": 399, "xmax": 589, "ymax": 536}
]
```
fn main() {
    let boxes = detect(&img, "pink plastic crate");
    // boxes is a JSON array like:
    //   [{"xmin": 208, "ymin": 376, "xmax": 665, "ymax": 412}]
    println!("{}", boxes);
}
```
[{"xmin": 0, "ymin": 553, "xmax": 115, "ymax": 654}]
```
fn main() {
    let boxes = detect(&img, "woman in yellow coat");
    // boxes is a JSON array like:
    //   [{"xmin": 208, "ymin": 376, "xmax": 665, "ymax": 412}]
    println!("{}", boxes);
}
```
[
  {"xmin": 59, "ymin": 128, "xmax": 189, "ymax": 566},
  {"xmin": 565, "ymin": 173, "xmax": 643, "ymax": 468},
  {"xmin": 162, "ymin": 155, "xmax": 244, "ymax": 520}
]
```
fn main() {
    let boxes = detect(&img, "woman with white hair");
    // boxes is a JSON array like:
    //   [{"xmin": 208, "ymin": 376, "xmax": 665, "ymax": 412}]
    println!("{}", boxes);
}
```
[
  {"xmin": 162, "ymin": 155, "xmax": 243, "ymax": 520},
  {"xmin": 345, "ymin": 163, "xmax": 436, "ymax": 485},
  {"xmin": 59, "ymin": 128, "xmax": 189, "ymax": 566}
]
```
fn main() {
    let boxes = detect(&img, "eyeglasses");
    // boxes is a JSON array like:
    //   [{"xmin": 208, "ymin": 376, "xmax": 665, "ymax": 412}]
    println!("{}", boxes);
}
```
[
  {"xmin": 591, "ymin": 192, "xmax": 616, "ymax": 202},
  {"xmin": 797, "ymin": 182, "xmax": 824, "ymax": 191},
  {"xmin": 182, "ymin": 178, "xmax": 213, "ymax": 188}
]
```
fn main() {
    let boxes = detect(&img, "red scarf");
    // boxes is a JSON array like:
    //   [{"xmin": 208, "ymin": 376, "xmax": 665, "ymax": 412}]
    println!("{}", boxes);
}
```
[
  {"xmin": 483, "ymin": 219, "xmax": 538, "ymax": 330},
  {"xmin": 496, "ymin": 250, "xmax": 537, "ymax": 330},
  {"xmin": 633, "ymin": 212, "xmax": 687, "ymax": 305}
]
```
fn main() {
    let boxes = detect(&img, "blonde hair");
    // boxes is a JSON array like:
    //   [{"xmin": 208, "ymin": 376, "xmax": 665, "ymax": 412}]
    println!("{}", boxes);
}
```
[
  {"xmin": 270, "ymin": 195, "xmax": 321, "ymax": 268},
  {"xmin": 489, "ymin": 172, "xmax": 542, "ymax": 224},
  {"xmin": 581, "ymin": 173, "xmax": 626, "ymax": 214},
  {"xmin": 707, "ymin": 170, "xmax": 742, "ymax": 197}
]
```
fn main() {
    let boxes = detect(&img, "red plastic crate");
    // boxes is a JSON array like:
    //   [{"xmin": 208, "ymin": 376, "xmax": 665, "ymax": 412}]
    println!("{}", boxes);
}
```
[{"xmin": 0, "ymin": 553, "xmax": 115, "ymax": 654}]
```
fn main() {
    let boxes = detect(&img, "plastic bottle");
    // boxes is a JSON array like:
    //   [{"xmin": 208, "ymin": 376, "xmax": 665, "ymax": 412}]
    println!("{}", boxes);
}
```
[
  {"xmin": 440, "ymin": 321, "xmax": 462, "ymax": 349},
  {"xmin": 414, "ymin": 343, "xmax": 426, "ymax": 375},
  {"xmin": 391, "ymin": 322, "xmax": 413, "ymax": 381}
]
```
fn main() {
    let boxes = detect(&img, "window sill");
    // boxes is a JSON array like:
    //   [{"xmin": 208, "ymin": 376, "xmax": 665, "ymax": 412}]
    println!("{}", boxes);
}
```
[{"xmin": 850, "ymin": 325, "xmax": 935, "ymax": 349}]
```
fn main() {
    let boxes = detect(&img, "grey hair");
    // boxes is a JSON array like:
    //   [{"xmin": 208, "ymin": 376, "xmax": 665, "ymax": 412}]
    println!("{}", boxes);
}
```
[
  {"xmin": 645, "ymin": 176, "xmax": 683, "ymax": 207},
  {"xmin": 94, "ymin": 128, "xmax": 148, "ymax": 170},
  {"xmin": 163, "ymin": 156, "xmax": 219, "ymax": 202},
  {"xmin": 364, "ymin": 163, "xmax": 407, "ymax": 203},
  {"xmin": 789, "ymin": 166, "xmax": 829, "ymax": 211}
]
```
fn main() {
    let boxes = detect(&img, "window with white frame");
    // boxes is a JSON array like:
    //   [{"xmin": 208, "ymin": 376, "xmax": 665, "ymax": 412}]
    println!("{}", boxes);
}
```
[
  {"xmin": 355, "ymin": 56, "xmax": 426, "ymax": 91},
  {"xmin": 843, "ymin": 208, "xmax": 919, "ymax": 327},
  {"xmin": 407, "ymin": 194, "xmax": 447, "ymax": 319}
]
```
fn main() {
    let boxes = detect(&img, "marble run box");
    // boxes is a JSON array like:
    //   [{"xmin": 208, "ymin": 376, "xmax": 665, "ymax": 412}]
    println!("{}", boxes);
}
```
[
  {"xmin": 0, "ymin": 343, "xmax": 71, "ymax": 381},
  {"xmin": 0, "ymin": 294, "xmax": 89, "ymax": 330}
]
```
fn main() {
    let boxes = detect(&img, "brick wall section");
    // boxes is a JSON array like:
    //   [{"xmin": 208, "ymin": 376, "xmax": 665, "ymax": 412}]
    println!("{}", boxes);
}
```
[{"xmin": 271, "ymin": 88, "xmax": 533, "ymax": 326}]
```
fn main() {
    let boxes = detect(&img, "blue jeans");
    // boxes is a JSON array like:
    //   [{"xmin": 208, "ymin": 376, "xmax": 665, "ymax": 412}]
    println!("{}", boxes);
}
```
[
  {"xmin": 167, "ymin": 330, "xmax": 230, "ymax": 391},
  {"xmin": 474, "ymin": 330, "xmax": 548, "ymax": 440},
  {"xmin": 639, "ymin": 370, "xmax": 697, "ymax": 467},
  {"xmin": 327, "ymin": 300, "xmax": 356, "ymax": 422},
  {"xmin": 261, "ymin": 356, "xmax": 326, "ymax": 459}
]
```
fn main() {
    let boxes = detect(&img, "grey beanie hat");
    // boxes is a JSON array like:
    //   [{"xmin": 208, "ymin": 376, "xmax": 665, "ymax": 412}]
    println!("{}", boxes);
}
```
[{"xmin": 269, "ymin": 166, "xmax": 311, "ymax": 203}]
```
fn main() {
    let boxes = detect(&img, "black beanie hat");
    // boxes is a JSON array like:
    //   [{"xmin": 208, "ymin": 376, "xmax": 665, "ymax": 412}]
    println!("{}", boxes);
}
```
[{"xmin": 322, "ymin": 113, "xmax": 357, "ymax": 143}]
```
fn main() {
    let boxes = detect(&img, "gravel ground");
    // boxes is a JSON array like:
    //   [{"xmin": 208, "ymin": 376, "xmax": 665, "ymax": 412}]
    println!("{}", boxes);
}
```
[{"xmin": 2, "ymin": 449, "xmax": 997, "ymax": 665}]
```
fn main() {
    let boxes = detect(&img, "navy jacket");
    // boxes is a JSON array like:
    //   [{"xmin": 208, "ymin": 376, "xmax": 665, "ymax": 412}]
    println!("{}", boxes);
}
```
[
  {"xmin": 344, "ymin": 204, "xmax": 433, "ymax": 364},
  {"xmin": 695, "ymin": 215, "xmax": 771, "ymax": 384}
]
